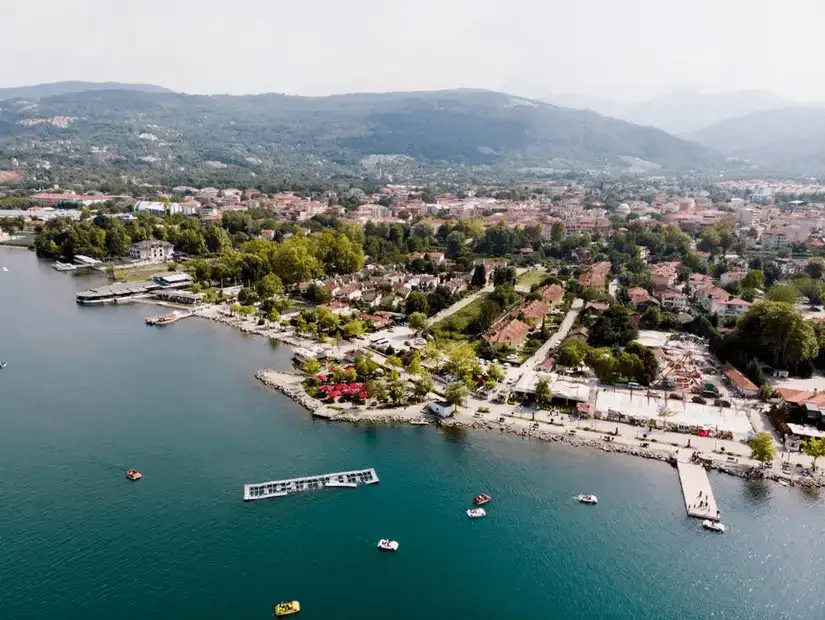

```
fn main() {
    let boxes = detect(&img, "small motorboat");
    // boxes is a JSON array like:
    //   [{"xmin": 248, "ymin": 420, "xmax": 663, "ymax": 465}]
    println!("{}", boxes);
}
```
[
  {"xmin": 578, "ymin": 494, "xmax": 598, "ymax": 504},
  {"xmin": 1, "ymin": 267, "xmax": 8, "ymax": 272},
  {"xmin": 0, "ymin": 361, "xmax": 7, "ymax": 369},
  {"xmin": 377, "ymin": 539, "xmax": 399, "ymax": 552},
  {"xmin": 466, "ymin": 508, "xmax": 487, "ymax": 519},
  {"xmin": 702, "ymin": 520, "xmax": 726, "ymax": 533},
  {"xmin": 474, "ymin": 493, "xmax": 491, "ymax": 506},
  {"xmin": 125, "ymin": 469, "xmax": 143, "ymax": 481},
  {"xmin": 274, "ymin": 600, "xmax": 301, "ymax": 616}
]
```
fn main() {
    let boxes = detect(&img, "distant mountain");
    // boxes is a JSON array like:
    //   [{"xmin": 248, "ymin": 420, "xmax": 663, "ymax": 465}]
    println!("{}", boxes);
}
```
[
  {"xmin": 685, "ymin": 107, "xmax": 825, "ymax": 173},
  {"xmin": 0, "ymin": 88, "xmax": 719, "ymax": 184},
  {"xmin": 0, "ymin": 81, "xmax": 174, "ymax": 100},
  {"xmin": 544, "ymin": 90, "xmax": 799, "ymax": 134}
]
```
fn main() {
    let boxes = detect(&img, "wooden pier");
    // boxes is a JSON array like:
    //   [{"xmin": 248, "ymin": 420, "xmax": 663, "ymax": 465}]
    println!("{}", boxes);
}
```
[
  {"xmin": 676, "ymin": 460, "xmax": 720, "ymax": 521},
  {"xmin": 243, "ymin": 468, "xmax": 379, "ymax": 501}
]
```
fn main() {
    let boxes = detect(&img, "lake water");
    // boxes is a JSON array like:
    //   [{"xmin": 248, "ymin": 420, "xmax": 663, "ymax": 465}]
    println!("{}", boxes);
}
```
[{"xmin": 2, "ymin": 247, "xmax": 825, "ymax": 620}]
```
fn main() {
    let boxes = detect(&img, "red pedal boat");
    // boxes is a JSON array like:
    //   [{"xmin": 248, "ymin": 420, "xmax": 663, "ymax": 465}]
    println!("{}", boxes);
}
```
[
  {"xmin": 125, "ymin": 469, "xmax": 143, "ymax": 481},
  {"xmin": 474, "ymin": 493, "xmax": 491, "ymax": 506}
]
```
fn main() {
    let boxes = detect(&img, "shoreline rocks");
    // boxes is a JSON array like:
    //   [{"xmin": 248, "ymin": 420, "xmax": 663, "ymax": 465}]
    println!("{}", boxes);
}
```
[{"xmin": 254, "ymin": 369, "xmax": 825, "ymax": 489}]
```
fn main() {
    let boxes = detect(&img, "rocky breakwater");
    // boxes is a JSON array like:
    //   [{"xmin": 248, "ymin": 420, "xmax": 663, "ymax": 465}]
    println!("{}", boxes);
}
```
[{"xmin": 255, "ymin": 369, "xmax": 325, "ymax": 414}]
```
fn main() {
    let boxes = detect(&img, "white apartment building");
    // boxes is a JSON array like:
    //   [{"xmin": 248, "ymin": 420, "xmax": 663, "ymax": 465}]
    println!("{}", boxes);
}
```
[{"xmin": 128, "ymin": 240, "xmax": 175, "ymax": 262}]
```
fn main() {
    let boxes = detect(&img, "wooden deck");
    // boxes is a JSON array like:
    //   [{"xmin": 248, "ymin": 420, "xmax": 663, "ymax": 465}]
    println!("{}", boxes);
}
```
[
  {"xmin": 676, "ymin": 460, "xmax": 720, "ymax": 521},
  {"xmin": 243, "ymin": 468, "xmax": 379, "ymax": 501}
]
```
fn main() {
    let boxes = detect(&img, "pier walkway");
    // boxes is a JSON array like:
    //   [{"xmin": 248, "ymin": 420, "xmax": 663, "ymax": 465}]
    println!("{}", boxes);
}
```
[
  {"xmin": 676, "ymin": 460, "xmax": 720, "ymax": 521},
  {"xmin": 243, "ymin": 468, "xmax": 379, "ymax": 501}
]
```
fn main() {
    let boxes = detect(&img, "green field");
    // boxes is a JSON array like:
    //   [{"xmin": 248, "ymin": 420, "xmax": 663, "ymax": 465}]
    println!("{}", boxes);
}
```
[
  {"xmin": 517, "ymin": 270, "xmax": 546, "ymax": 288},
  {"xmin": 429, "ymin": 295, "xmax": 489, "ymax": 339}
]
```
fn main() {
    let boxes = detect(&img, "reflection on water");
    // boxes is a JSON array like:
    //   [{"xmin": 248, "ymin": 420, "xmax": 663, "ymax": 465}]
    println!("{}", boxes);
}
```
[
  {"xmin": 439, "ymin": 424, "xmax": 469, "ymax": 442},
  {"xmin": 742, "ymin": 480, "xmax": 771, "ymax": 505},
  {"xmin": 801, "ymin": 485, "xmax": 821, "ymax": 501}
]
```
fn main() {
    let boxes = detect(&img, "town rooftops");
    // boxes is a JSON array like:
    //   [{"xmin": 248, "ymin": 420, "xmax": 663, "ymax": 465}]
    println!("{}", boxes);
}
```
[
  {"xmin": 723, "ymin": 366, "xmax": 758, "ymax": 394},
  {"xmin": 538, "ymin": 283, "xmax": 565, "ymax": 304},
  {"xmin": 483, "ymin": 318, "xmax": 530, "ymax": 344}
]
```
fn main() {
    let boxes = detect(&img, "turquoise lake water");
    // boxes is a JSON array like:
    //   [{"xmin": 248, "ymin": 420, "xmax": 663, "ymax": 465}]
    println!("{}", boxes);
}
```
[{"xmin": 2, "ymin": 247, "xmax": 825, "ymax": 620}]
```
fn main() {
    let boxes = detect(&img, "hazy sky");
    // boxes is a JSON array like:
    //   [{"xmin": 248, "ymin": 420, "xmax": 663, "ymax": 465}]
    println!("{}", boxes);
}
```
[{"xmin": 2, "ymin": 0, "xmax": 822, "ymax": 101}]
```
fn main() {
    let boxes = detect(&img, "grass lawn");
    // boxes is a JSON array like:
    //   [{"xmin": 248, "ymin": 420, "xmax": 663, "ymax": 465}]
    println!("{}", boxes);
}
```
[
  {"xmin": 429, "ymin": 295, "xmax": 489, "ymax": 339},
  {"xmin": 113, "ymin": 263, "xmax": 172, "ymax": 282},
  {"xmin": 517, "ymin": 270, "xmax": 546, "ymax": 288}
]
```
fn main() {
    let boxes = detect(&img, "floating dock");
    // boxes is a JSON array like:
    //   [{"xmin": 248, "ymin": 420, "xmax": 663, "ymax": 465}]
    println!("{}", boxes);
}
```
[
  {"xmin": 243, "ymin": 468, "xmax": 379, "ymax": 501},
  {"xmin": 676, "ymin": 460, "xmax": 720, "ymax": 521}
]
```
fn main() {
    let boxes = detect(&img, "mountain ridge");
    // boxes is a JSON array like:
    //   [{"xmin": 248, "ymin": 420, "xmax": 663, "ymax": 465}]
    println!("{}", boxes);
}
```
[
  {"xmin": 543, "ymin": 90, "xmax": 801, "ymax": 134},
  {"xmin": 0, "ymin": 87, "xmax": 720, "ymax": 184},
  {"xmin": 0, "ymin": 81, "xmax": 174, "ymax": 100}
]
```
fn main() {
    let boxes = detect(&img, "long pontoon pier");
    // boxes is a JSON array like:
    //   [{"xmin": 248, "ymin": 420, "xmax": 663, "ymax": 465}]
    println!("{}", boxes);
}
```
[
  {"xmin": 243, "ymin": 468, "xmax": 379, "ymax": 501},
  {"xmin": 676, "ymin": 460, "xmax": 720, "ymax": 521}
]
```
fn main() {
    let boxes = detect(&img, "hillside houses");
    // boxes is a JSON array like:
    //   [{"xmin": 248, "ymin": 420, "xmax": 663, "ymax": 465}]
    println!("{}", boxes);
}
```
[{"xmin": 578, "ymin": 261, "xmax": 611, "ymax": 288}]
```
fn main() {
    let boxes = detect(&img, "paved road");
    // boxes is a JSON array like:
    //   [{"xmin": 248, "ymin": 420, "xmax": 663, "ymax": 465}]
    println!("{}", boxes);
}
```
[
  {"xmin": 427, "ymin": 285, "xmax": 492, "ymax": 327},
  {"xmin": 520, "ymin": 298, "xmax": 584, "ymax": 370}
]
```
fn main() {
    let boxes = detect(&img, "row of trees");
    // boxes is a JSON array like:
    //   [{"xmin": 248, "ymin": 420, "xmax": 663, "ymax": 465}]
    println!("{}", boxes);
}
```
[{"xmin": 557, "ymin": 338, "xmax": 658, "ymax": 385}]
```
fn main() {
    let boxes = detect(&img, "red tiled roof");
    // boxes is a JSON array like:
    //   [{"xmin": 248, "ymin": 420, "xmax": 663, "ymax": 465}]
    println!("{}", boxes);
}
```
[
  {"xmin": 483, "ymin": 319, "xmax": 530, "ymax": 344},
  {"xmin": 724, "ymin": 367, "xmax": 758, "ymax": 393},
  {"xmin": 539, "ymin": 284, "xmax": 564, "ymax": 304}
]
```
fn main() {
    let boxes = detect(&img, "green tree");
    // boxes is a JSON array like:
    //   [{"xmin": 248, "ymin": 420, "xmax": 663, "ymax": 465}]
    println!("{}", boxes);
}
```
[
  {"xmin": 341, "ymin": 319, "xmax": 365, "ymax": 339},
  {"xmin": 256, "ymin": 273, "xmax": 283, "ymax": 299},
  {"xmin": 444, "ymin": 381, "xmax": 469, "ymax": 411},
  {"xmin": 492, "ymin": 266, "xmax": 517, "ymax": 287},
  {"xmin": 445, "ymin": 342, "xmax": 482, "ymax": 388},
  {"xmin": 408, "ymin": 311, "xmax": 428, "ymax": 333},
  {"xmin": 406, "ymin": 352, "xmax": 423, "ymax": 375},
  {"xmin": 734, "ymin": 301, "xmax": 818, "ymax": 369},
  {"xmin": 413, "ymin": 372, "xmax": 434, "ymax": 400},
  {"xmin": 367, "ymin": 379, "xmax": 388, "ymax": 402},
  {"xmin": 332, "ymin": 365, "xmax": 347, "ymax": 383},
  {"xmin": 355, "ymin": 352, "xmax": 380, "ymax": 379},
  {"xmin": 589, "ymin": 306, "xmax": 639, "ymax": 348},
  {"xmin": 405, "ymin": 292, "xmax": 429, "ymax": 316},
  {"xmin": 550, "ymin": 221, "xmax": 565, "ymax": 243},
  {"xmin": 300, "ymin": 359, "xmax": 320, "ymax": 376},
  {"xmin": 802, "ymin": 437, "xmax": 825, "ymax": 471},
  {"xmin": 535, "ymin": 378, "xmax": 553, "ymax": 408},
  {"xmin": 471, "ymin": 264, "xmax": 487, "ymax": 288},
  {"xmin": 748, "ymin": 431, "xmax": 777, "ymax": 465},
  {"xmin": 557, "ymin": 338, "xmax": 590, "ymax": 368},
  {"xmin": 767, "ymin": 284, "xmax": 799, "ymax": 304},
  {"xmin": 386, "ymin": 355, "xmax": 403, "ymax": 368},
  {"xmin": 741, "ymin": 269, "xmax": 765, "ymax": 291},
  {"xmin": 486, "ymin": 362, "xmax": 504, "ymax": 382},
  {"xmin": 805, "ymin": 258, "xmax": 825, "ymax": 280}
]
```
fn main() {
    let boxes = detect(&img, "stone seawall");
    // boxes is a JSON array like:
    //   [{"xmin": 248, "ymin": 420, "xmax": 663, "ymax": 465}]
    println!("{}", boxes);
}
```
[{"xmin": 254, "ymin": 369, "xmax": 825, "ymax": 488}]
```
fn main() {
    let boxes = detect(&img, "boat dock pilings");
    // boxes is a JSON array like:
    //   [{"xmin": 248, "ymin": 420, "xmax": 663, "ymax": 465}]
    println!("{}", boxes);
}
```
[{"xmin": 243, "ymin": 468, "xmax": 379, "ymax": 501}]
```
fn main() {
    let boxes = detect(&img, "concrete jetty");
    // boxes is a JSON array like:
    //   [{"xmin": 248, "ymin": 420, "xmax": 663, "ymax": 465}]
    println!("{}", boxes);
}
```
[
  {"xmin": 676, "ymin": 460, "xmax": 720, "ymax": 521},
  {"xmin": 243, "ymin": 468, "xmax": 379, "ymax": 501}
]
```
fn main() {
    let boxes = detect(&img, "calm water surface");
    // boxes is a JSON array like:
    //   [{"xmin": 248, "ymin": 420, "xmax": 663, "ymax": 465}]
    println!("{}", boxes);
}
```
[{"xmin": 1, "ymin": 247, "xmax": 824, "ymax": 619}]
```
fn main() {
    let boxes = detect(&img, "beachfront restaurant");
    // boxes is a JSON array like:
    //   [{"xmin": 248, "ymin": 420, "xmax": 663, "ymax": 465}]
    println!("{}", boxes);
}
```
[{"xmin": 784, "ymin": 423, "xmax": 825, "ymax": 452}]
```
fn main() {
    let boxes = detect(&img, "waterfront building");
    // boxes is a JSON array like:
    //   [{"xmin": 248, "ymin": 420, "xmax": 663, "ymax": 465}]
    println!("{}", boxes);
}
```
[{"xmin": 129, "ymin": 240, "xmax": 175, "ymax": 262}]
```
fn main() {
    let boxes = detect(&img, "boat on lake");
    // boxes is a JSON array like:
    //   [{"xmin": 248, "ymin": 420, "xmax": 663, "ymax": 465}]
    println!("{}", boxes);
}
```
[
  {"xmin": 474, "ymin": 493, "xmax": 491, "ymax": 506},
  {"xmin": 0, "ymin": 361, "xmax": 7, "ymax": 369},
  {"xmin": 274, "ymin": 600, "xmax": 301, "ymax": 616},
  {"xmin": 125, "ymin": 469, "xmax": 143, "ymax": 481},
  {"xmin": 702, "ymin": 520, "xmax": 726, "ymax": 533},
  {"xmin": 145, "ymin": 311, "xmax": 185, "ymax": 325},
  {"xmin": 578, "ymin": 494, "xmax": 598, "ymax": 504},
  {"xmin": 377, "ymin": 539, "xmax": 399, "ymax": 552},
  {"xmin": 467, "ymin": 508, "xmax": 486, "ymax": 519}
]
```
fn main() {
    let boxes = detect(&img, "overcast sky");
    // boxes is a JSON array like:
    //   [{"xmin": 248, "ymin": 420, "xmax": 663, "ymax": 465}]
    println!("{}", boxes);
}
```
[{"xmin": 2, "ymin": 0, "xmax": 822, "ymax": 102}]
